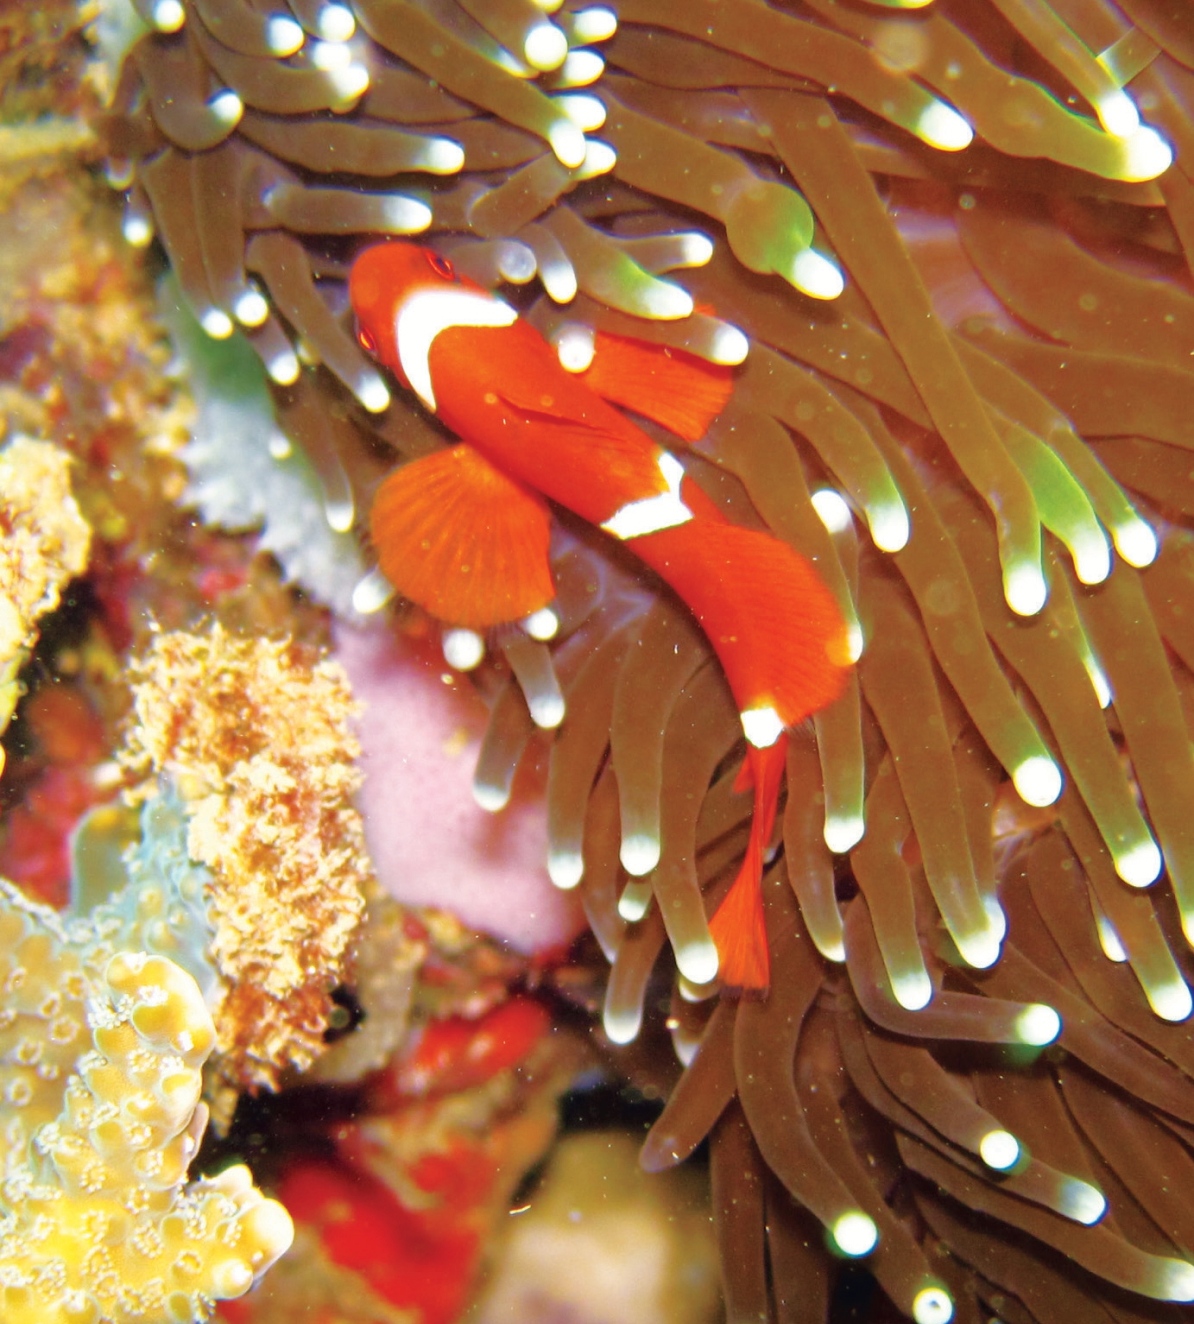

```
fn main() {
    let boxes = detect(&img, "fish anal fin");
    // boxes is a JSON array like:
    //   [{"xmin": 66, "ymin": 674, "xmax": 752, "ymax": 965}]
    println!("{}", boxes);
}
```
[
  {"xmin": 370, "ymin": 445, "xmax": 554, "ymax": 629},
  {"xmin": 580, "ymin": 333, "xmax": 734, "ymax": 443}
]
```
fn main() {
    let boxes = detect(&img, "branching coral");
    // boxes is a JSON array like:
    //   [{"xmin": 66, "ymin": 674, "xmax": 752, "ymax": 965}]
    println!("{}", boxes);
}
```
[
  {"xmin": 0, "ymin": 436, "xmax": 91, "ymax": 777},
  {"xmin": 118, "ymin": 624, "xmax": 369, "ymax": 1088},
  {"xmin": 103, "ymin": 0, "xmax": 1194, "ymax": 1320},
  {"xmin": 0, "ymin": 888, "xmax": 292, "ymax": 1323}
]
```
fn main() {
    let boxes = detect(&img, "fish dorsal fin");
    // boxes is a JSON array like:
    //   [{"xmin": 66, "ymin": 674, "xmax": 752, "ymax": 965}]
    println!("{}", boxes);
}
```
[
  {"xmin": 579, "ymin": 333, "xmax": 735, "ymax": 442},
  {"xmin": 370, "ymin": 445, "xmax": 554, "ymax": 629}
]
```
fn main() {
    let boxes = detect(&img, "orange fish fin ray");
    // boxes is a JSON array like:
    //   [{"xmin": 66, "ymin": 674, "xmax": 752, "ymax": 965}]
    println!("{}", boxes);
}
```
[
  {"xmin": 639, "ymin": 520, "xmax": 851, "ymax": 727},
  {"xmin": 710, "ymin": 739, "xmax": 787, "ymax": 993},
  {"xmin": 750, "ymin": 738, "xmax": 788, "ymax": 838},
  {"xmin": 731, "ymin": 737, "xmax": 790, "ymax": 799},
  {"xmin": 370, "ymin": 446, "xmax": 554, "ymax": 629},
  {"xmin": 709, "ymin": 836, "xmax": 770, "ymax": 992},
  {"xmin": 580, "ymin": 333, "xmax": 734, "ymax": 442}
]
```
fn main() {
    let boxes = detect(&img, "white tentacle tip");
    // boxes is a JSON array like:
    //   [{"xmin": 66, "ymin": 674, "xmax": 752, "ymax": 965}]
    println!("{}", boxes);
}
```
[
  {"xmin": 266, "ymin": 14, "xmax": 305, "ymax": 55},
  {"xmin": 1004, "ymin": 562, "xmax": 1048, "ymax": 616},
  {"xmin": 547, "ymin": 120, "xmax": 587, "ymax": 169},
  {"xmin": 710, "ymin": 324, "xmax": 749, "ymax": 365},
  {"xmin": 1114, "ymin": 837, "xmax": 1162, "ymax": 888},
  {"xmin": 556, "ymin": 324, "xmax": 595, "ymax": 372},
  {"xmin": 1120, "ymin": 125, "xmax": 1173, "ymax": 182},
  {"xmin": 351, "ymin": 568, "xmax": 394, "ymax": 616},
  {"xmin": 791, "ymin": 248, "xmax": 844, "ymax": 300},
  {"xmin": 208, "ymin": 90, "xmax": 244, "ymax": 126},
  {"xmin": 266, "ymin": 349, "xmax": 300, "ymax": 385},
  {"xmin": 520, "ymin": 607, "xmax": 559, "ymax": 640},
  {"xmin": 316, "ymin": 4, "xmax": 355, "ymax": 41},
  {"xmin": 603, "ymin": 1004, "xmax": 641, "ymax": 1045},
  {"xmin": 1114, "ymin": 518, "xmax": 1158, "ymax": 567},
  {"xmin": 151, "ymin": 0, "xmax": 185, "ymax": 31},
  {"xmin": 811, "ymin": 488, "xmax": 853, "ymax": 534},
  {"xmin": 233, "ymin": 288, "xmax": 269, "ymax": 326},
  {"xmin": 823, "ymin": 814, "xmax": 864, "ymax": 855},
  {"xmin": 442, "ymin": 628, "xmax": 485, "ymax": 671},
  {"xmin": 473, "ymin": 780, "xmax": 510, "ymax": 813},
  {"xmin": 978, "ymin": 1129, "xmax": 1020, "ymax": 1172},
  {"xmin": 1014, "ymin": 1003, "xmax": 1062, "ymax": 1046},
  {"xmin": 676, "ymin": 940, "xmax": 719, "ymax": 987},
  {"xmin": 917, "ymin": 101, "xmax": 973, "ymax": 151},
  {"xmin": 831, "ymin": 1212, "xmax": 878, "ymax": 1258},
  {"xmin": 1012, "ymin": 755, "xmax": 1062, "ymax": 808},
  {"xmin": 524, "ymin": 22, "xmax": 569, "ymax": 71},
  {"xmin": 529, "ymin": 692, "xmax": 566, "ymax": 729},
  {"xmin": 892, "ymin": 970, "xmax": 933, "ymax": 1011},
  {"xmin": 548, "ymin": 849, "xmax": 584, "ymax": 889},
  {"xmin": 620, "ymin": 833, "xmax": 661, "ymax": 877},
  {"xmin": 201, "ymin": 308, "xmax": 234, "ymax": 340},
  {"xmin": 122, "ymin": 215, "xmax": 153, "ymax": 247},
  {"xmin": 912, "ymin": 1287, "xmax": 954, "ymax": 1324}
]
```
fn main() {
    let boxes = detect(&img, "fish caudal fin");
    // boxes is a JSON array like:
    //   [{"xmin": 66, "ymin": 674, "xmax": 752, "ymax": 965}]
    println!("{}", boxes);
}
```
[
  {"xmin": 580, "ymin": 333, "xmax": 734, "ymax": 442},
  {"xmin": 370, "ymin": 445, "xmax": 554, "ymax": 629},
  {"xmin": 708, "ymin": 836, "xmax": 770, "ymax": 992},
  {"xmin": 709, "ymin": 739, "xmax": 788, "ymax": 992}
]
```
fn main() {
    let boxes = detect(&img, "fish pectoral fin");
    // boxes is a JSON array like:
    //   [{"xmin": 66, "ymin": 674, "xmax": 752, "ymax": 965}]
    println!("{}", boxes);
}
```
[
  {"xmin": 579, "ymin": 332, "xmax": 735, "ymax": 443},
  {"xmin": 370, "ymin": 445, "xmax": 555, "ymax": 629}
]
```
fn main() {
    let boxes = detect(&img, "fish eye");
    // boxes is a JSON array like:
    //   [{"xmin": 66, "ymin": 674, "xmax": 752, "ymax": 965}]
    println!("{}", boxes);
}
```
[
  {"xmin": 426, "ymin": 251, "xmax": 455, "ymax": 280},
  {"xmin": 357, "ymin": 326, "xmax": 377, "ymax": 354}
]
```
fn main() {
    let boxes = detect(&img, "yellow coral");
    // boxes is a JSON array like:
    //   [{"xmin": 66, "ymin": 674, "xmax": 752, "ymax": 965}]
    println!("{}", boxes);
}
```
[
  {"xmin": 0, "ymin": 435, "xmax": 91, "ymax": 773},
  {"xmin": 119, "ymin": 625, "xmax": 370, "ymax": 1088},
  {"xmin": 0, "ymin": 947, "xmax": 293, "ymax": 1324},
  {"xmin": 0, "ymin": 882, "xmax": 93, "ymax": 1166}
]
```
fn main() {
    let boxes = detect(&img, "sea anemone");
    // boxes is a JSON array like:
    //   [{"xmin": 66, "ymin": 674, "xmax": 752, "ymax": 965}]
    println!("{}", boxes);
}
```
[{"xmin": 105, "ymin": 1, "xmax": 1194, "ymax": 1319}]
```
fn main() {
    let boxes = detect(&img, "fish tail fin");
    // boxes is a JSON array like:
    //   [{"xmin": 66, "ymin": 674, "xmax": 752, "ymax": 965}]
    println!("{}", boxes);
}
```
[
  {"xmin": 709, "ymin": 740, "xmax": 787, "ymax": 992},
  {"xmin": 708, "ymin": 836, "xmax": 770, "ymax": 992}
]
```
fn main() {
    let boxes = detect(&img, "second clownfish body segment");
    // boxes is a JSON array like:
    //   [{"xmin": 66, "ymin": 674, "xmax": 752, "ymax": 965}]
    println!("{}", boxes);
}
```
[{"xmin": 350, "ymin": 242, "xmax": 851, "ymax": 992}]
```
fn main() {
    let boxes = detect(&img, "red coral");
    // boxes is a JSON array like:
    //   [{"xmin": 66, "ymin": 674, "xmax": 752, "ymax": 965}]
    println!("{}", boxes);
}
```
[{"xmin": 377, "ymin": 997, "xmax": 552, "ymax": 1103}]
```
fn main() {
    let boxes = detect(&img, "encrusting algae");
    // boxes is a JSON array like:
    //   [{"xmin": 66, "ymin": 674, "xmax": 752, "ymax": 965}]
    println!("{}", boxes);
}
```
[
  {"xmin": 118, "ymin": 624, "xmax": 370, "ymax": 1091},
  {"xmin": 0, "ymin": 437, "xmax": 92, "ymax": 778}
]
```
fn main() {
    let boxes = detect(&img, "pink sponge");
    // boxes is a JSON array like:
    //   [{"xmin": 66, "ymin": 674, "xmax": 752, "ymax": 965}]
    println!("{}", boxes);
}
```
[{"xmin": 335, "ymin": 624, "xmax": 585, "ymax": 956}]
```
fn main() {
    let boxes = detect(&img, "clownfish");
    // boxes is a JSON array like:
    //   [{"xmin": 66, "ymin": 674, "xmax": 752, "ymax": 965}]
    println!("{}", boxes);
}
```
[{"xmin": 349, "ymin": 242, "xmax": 850, "ymax": 992}]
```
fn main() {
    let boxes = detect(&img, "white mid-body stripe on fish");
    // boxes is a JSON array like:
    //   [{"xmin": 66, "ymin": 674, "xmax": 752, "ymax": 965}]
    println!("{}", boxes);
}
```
[
  {"xmin": 601, "ymin": 451, "xmax": 693, "ymax": 541},
  {"xmin": 395, "ymin": 288, "xmax": 518, "ymax": 412}
]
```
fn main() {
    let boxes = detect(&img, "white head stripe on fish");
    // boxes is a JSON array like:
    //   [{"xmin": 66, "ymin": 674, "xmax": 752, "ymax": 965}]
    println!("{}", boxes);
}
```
[
  {"xmin": 601, "ymin": 451, "xmax": 693, "ymax": 541},
  {"xmin": 395, "ymin": 287, "xmax": 518, "ymax": 412}
]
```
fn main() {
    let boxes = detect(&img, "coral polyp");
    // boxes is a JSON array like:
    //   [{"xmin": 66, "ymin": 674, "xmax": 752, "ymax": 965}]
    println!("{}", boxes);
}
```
[{"xmin": 0, "ymin": 917, "xmax": 293, "ymax": 1324}]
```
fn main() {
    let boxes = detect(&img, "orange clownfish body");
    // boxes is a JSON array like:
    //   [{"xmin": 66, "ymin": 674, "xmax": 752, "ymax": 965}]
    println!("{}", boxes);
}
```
[{"xmin": 350, "ymin": 242, "xmax": 850, "ymax": 992}]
